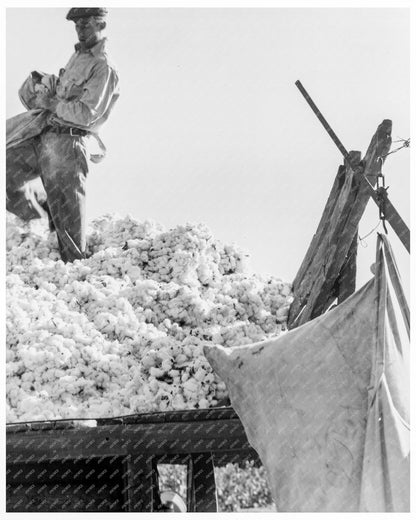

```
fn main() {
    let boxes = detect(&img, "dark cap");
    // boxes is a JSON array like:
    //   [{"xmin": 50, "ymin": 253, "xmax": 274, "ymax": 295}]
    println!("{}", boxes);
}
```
[{"xmin": 66, "ymin": 8, "xmax": 108, "ymax": 21}]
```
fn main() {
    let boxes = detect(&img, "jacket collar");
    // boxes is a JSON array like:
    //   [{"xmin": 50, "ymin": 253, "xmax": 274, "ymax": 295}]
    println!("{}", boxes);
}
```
[{"xmin": 75, "ymin": 37, "xmax": 107, "ymax": 55}]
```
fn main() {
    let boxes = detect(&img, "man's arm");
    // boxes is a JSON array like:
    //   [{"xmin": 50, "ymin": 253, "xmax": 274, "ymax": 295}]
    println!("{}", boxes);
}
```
[{"xmin": 38, "ymin": 62, "xmax": 119, "ymax": 127}]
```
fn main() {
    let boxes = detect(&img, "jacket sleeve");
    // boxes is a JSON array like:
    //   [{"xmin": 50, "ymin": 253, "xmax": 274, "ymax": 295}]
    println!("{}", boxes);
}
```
[{"xmin": 55, "ymin": 61, "xmax": 119, "ymax": 127}]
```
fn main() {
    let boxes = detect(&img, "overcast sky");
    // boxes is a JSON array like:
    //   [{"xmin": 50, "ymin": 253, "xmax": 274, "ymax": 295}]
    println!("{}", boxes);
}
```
[{"xmin": 5, "ymin": 4, "xmax": 410, "ymax": 294}]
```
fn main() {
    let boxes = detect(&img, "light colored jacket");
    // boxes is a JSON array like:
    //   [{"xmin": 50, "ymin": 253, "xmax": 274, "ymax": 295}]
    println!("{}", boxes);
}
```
[
  {"xmin": 52, "ymin": 38, "xmax": 120, "ymax": 133},
  {"xmin": 11, "ymin": 37, "xmax": 120, "ymax": 162}
]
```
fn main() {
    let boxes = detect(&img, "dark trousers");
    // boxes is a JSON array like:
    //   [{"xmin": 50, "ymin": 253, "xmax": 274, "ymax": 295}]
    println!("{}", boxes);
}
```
[{"xmin": 6, "ymin": 131, "xmax": 88, "ymax": 262}]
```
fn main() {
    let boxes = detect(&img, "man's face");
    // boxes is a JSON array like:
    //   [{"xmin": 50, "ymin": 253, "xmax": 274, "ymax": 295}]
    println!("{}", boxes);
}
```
[{"xmin": 74, "ymin": 17, "xmax": 102, "ymax": 43}]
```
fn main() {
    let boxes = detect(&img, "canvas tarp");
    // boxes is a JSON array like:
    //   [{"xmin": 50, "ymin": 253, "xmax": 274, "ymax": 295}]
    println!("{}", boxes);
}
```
[
  {"xmin": 7, "ymin": 72, "xmax": 57, "ymax": 149},
  {"xmin": 6, "ymin": 110, "xmax": 50, "ymax": 221},
  {"xmin": 204, "ymin": 234, "xmax": 409, "ymax": 512},
  {"xmin": 6, "ymin": 73, "xmax": 61, "ymax": 222}
]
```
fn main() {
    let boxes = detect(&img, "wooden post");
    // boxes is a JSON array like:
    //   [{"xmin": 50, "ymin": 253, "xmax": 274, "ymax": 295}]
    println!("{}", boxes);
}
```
[
  {"xmin": 288, "ymin": 119, "xmax": 392, "ymax": 328},
  {"xmin": 361, "ymin": 179, "xmax": 410, "ymax": 253},
  {"xmin": 121, "ymin": 454, "xmax": 160, "ymax": 512},
  {"xmin": 337, "ymin": 231, "xmax": 358, "ymax": 303},
  {"xmin": 296, "ymin": 81, "xmax": 409, "ymax": 252},
  {"xmin": 187, "ymin": 452, "xmax": 217, "ymax": 512}
]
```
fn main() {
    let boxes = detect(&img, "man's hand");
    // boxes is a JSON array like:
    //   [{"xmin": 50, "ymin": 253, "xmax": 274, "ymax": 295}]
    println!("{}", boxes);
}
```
[{"xmin": 35, "ymin": 92, "xmax": 59, "ymax": 112}]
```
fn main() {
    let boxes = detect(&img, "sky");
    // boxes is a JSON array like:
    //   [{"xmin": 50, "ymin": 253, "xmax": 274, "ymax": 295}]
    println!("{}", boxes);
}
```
[{"xmin": 5, "ymin": 4, "xmax": 411, "ymax": 295}]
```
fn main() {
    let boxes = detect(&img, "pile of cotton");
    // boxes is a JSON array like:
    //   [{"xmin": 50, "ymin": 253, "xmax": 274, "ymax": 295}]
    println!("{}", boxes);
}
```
[{"xmin": 6, "ymin": 213, "xmax": 292, "ymax": 422}]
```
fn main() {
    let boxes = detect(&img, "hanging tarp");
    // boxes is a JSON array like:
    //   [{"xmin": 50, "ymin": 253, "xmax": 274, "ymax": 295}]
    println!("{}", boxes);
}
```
[
  {"xmin": 204, "ymin": 234, "xmax": 409, "ymax": 512},
  {"xmin": 6, "ymin": 73, "xmax": 57, "ymax": 221},
  {"xmin": 6, "ymin": 110, "xmax": 51, "ymax": 150},
  {"xmin": 6, "ymin": 113, "xmax": 49, "ymax": 221},
  {"xmin": 7, "ymin": 72, "xmax": 57, "ymax": 149},
  {"xmin": 359, "ymin": 235, "xmax": 410, "ymax": 511}
]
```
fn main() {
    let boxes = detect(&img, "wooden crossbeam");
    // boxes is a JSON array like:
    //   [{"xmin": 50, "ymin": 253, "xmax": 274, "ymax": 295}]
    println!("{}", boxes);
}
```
[
  {"xmin": 295, "ymin": 80, "xmax": 410, "ymax": 253},
  {"xmin": 6, "ymin": 415, "xmax": 253, "ymax": 460},
  {"xmin": 361, "ymin": 176, "xmax": 410, "ymax": 252},
  {"xmin": 288, "ymin": 120, "xmax": 392, "ymax": 328}
]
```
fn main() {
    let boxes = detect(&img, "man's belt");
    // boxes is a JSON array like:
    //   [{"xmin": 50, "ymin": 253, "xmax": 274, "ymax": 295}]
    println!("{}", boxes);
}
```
[{"xmin": 45, "ymin": 125, "xmax": 89, "ymax": 137}]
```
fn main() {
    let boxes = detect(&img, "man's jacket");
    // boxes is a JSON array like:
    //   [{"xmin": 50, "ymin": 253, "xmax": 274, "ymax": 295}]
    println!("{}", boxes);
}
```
[
  {"xmin": 7, "ymin": 38, "xmax": 120, "ymax": 161},
  {"xmin": 7, "ymin": 38, "xmax": 120, "ymax": 221}
]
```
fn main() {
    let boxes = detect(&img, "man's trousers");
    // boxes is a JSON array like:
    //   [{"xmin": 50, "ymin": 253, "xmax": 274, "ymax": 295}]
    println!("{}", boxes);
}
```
[{"xmin": 6, "ymin": 131, "xmax": 88, "ymax": 262}]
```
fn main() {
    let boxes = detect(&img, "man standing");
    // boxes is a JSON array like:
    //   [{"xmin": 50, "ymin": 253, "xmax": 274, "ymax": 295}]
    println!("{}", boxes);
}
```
[{"xmin": 6, "ymin": 7, "xmax": 120, "ymax": 262}]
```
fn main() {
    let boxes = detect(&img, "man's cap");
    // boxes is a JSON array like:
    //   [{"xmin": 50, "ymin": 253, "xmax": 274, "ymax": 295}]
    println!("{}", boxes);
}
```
[{"xmin": 66, "ymin": 8, "xmax": 108, "ymax": 21}]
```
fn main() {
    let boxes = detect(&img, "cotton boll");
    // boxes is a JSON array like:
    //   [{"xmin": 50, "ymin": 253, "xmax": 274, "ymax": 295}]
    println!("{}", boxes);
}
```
[
  {"xmin": 149, "ymin": 367, "xmax": 165, "ymax": 379},
  {"xmin": 171, "ymin": 393, "xmax": 186, "ymax": 409},
  {"xmin": 141, "ymin": 351, "xmax": 157, "ymax": 370},
  {"xmin": 198, "ymin": 398, "xmax": 209, "ymax": 409},
  {"xmin": 193, "ymin": 367, "xmax": 208, "ymax": 382},
  {"xmin": 183, "ymin": 378, "xmax": 199, "ymax": 395},
  {"xmin": 6, "ymin": 404, "xmax": 18, "ymax": 423},
  {"xmin": 149, "ymin": 378, "xmax": 159, "ymax": 393},
  {"xmin": 161, "ymin": 358, "xmax": 172, "ymax": 372},
  {"xmin": 275, "ymin": 305, "xmax": 290, "ymax": 322},
  {"xmin": 20, "ymin": 395, "xmax": 43, "ymax": 413},
  {"xmin": 6, "ymin": 212, "xmax": 292, "ymax": 421},
  {"xmin": 129, "ymin": 394, "xmax": 148, "ymax": 412},
  {"xmin": 175, "ymin": 353, "xmax": 188, "ymax": 366}
]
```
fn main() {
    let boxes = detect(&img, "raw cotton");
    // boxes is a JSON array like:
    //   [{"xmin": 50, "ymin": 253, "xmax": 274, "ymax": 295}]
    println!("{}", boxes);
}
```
[{"xmin": 6, "ymin": 213, "xmax": 292, "ymax": 422}]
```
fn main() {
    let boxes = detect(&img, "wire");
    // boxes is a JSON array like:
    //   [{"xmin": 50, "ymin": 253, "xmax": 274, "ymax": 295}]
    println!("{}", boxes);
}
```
[
  {"xmin": 382, "ymin": 137, "xmax": 410, "ymax": 159},
  {"xmin": 358, "ymin": 221, "xmax": 381, "ymax": 247}
]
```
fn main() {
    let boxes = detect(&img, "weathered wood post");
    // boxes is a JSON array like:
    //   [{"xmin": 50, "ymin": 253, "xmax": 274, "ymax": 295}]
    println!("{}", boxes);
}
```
[{"xmin": 288, "ymin": 120, "xmax": 392, "ymax": 328}]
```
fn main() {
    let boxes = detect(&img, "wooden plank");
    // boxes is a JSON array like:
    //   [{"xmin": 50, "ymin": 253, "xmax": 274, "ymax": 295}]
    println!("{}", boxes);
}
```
[
  {"xmin": 295, "ymin": 80, "xmax": 351, "ymax": 159},
  {"xmin": 187, "ymin": 452, "xmax": 217, "ymax": 512},
  {"xmin": 186, "ymin": 455, "xmax": 194, "ymax": 511},
  {"xmin": 7, "ymin": 406, "xmax": 239, "ymax": 431},
  {"xmin": 296, "ymin": 81, "xmax": 409, "ymax": 251},
  {"xmin": 337, "ymin": 231, "xmax": 358, "ymax": 303},
  {"xmin": 361, "ymin": 178, "xmax": 410, "ymax": 253},
  {"xmin": 289, "ymin": 163, "xmax": 348, "ymax": 289},
  {"xmin": 6, "ymin": 458, "xmax": 125, "ymax": 512},
  {"xmin": 121, "ymin": 454, "xmax": 161, "ymax": 512},
  {"xmin": 288, "ymin": 119, "xmax": 392, "ymax": 328},
  {"xmin": 288, "ymin": 150, "xmax": 361, "ymax": 326},
  {"xmin": 6, "ymin": 418, "xmax": 251, "ymax": 461},
  {"xmin": 98, "ymin": 406, "xmax": 239, "ymax": 425},
  {"xmin": 7, "ymin": 482, "xmax": 123, "ymax": 512}
]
